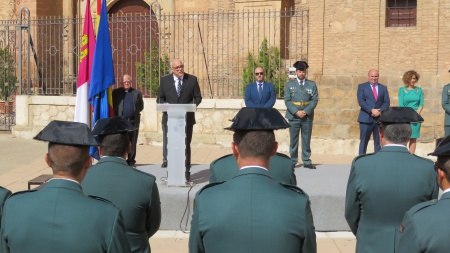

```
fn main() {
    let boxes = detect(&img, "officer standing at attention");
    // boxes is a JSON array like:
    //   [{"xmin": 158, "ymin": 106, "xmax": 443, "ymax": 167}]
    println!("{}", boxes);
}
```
[
  {"xmin": 0, "ymin": 121, "xmax": 130, "ymax": 253},
  {"xmin": 189, "ymin": 107, "xmax": 316, "ymax": 253},
  {"xmin": 284, "ymin": 61, "xmax": 319, "ymax": 169},
  {"xmin": 345, "ymin": 107, "xmax": 438, "ymax": 253},
  {"xmin": 441, "ymin": 69, "xmax": 450, "ymax": 137},
  {"xmin": 0, "ymin": 186, "xmax": 11, "ymax": 227},
  {"xmin": 82, "ymin": 117, "xmax": 161, "ymax": 253},
  {"xmin": 397, "ymin": 135, "xmax": 450, "ymax": 252}
]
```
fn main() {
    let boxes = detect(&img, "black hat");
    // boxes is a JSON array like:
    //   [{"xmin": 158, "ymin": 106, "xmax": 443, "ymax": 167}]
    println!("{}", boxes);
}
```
[
  {"xmin": 92, "ymin": 116, "xmax": 135, "ymax": 136},
  {"xmin": 293, "ymin": 61, "xmax": 309, "ymax": 71},
  {"xmin": 34, "ymin": 120, "xmax": 98, "ymax": 146},
  {"xmin": 429, "ymin": 136, "xmax": 450, "ymax": 156},
  {"xmin": 225, "ymin": 107, "xmax": 290, "ymax": 131},
  {"xmin": 379, "ymin": 107, "xmax": 424, "ymax": 124}
]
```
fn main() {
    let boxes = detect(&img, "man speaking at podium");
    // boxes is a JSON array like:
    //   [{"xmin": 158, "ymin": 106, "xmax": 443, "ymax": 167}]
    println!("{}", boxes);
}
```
[{"xmin": 157, "ymin": 58, "xmax": 202, "ymax": 182}]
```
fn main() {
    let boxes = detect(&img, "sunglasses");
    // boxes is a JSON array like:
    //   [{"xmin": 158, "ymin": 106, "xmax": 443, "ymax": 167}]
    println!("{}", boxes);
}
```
[{"xmin": 255, "ymin": 72, "xmax": 264, "ymax": 76}]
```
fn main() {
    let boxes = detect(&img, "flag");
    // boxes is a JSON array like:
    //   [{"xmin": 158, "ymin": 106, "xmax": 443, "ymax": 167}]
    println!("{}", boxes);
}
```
[
  {"xmin": 89, "ymin": 0, "xmax": 115, "ymax": 159},
  {"xmin": 74, "ymin": 0, "xmax": 95, "ymax": 125}
]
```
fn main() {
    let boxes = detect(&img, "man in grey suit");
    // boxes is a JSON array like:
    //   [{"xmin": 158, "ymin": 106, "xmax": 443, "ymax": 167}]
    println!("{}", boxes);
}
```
[
  {"xmin": 345, "ymin": 107, "xmax": 438, "ymax": 253},
  {"xmin": 1, "ymin": 121, "xmax": 130, "ymax": 253},
  {"xmin": 112, "ymin": 74, "xmax": 144, "ymax": 167},
  {"xmin": 82, "ymin": 116, "xmax": 161, "ymax": 253},
  {"xmin": 397, "ymin": 135, "xmax": 450, "ymax": 252},
  {"xmin": 189, "ymin": 107, "xmax": 316, "ymax": 253},
  {"xmin": 157, "ymin": 58, "xmax": 202, "ymax": 181}
]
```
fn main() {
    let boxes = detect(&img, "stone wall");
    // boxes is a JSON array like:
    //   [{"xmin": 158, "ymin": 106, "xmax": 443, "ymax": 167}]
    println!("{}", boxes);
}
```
[{"xmin": 13, "ymin": 95, "xmax": 439, "ymax": 157}]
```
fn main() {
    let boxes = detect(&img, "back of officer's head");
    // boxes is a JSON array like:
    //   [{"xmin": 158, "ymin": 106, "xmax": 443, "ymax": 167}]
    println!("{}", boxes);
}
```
[
  {"xmin": 429, "ymin": 137, "xmax": 450, "ymax": 182},
  {"xmin": 379, "ymin": 107, "xmax": 423, "ymax": 146},
  {"xmin": 34, "ymin": 121, "xmax": 98, "ymax": 177},
  {"xmin": 226, "ymin": 107, "xmax": 290, "ymax": 160},
  {"xmin": 92, "ymin": 116, "xmax": 135, "ymax": 157}
]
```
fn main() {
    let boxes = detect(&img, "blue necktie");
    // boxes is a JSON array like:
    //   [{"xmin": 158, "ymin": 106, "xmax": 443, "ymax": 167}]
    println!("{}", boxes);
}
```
[
  {"xmin": 177, "ymin": 79, "xmax": 182, "ymax": 97},
  {"xmin": 258, "ymin": 83, "xmax": 262, "ymax": 100}
]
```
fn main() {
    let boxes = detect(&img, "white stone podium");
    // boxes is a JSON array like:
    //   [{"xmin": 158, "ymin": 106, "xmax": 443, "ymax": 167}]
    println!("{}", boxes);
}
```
[{"xmin": 156, "ymin": 104, "xmax": 196, "ymax": 186}]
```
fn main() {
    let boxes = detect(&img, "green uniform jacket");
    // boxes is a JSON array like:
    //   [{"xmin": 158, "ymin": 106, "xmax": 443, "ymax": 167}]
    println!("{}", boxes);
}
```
[
  {"xmin": 345, "ymin": 146, "xmax": 438, "ymax": 253},
  {"xmin": 284, "ymin": 79, "xmax": 318, "ymax": 121},
  {"xmin": 190, "ymin": 167, "xmax": 316, "ymax": 253},
  {"xmin": 397, "ymin": 192, "xmax": 450, "ymax": 253},
  {"xmin": 209, "ymin": 153, "xmax": 297, "ymax": 185},
  {"xmin": 441, "ymin": 84, "xmax": 450, "ymax": 125},
  {"xmin": 0, "ymin": 186, "xmax": 11, "ymax": 229},
  {"xmin": 1, "ymin": 179, "xmax": 130, "ymax": 253},
  {"xmin": 82, "ymin": 157, "xmax": 161, "ymax": 253}
]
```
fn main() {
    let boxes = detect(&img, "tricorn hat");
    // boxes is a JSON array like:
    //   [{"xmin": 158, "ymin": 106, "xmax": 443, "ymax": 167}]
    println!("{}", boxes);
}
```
[
  {"xmin": 428, "ymin": 136, "xmax": 450, "ymax": 156},
  {"xmin": 34, "ymin": 120, "xmax": 98, "ymax": 146},
  {"xmin": 293, "ymin": 61, "xmax": 309, "ymax": 71},
  {"xmin": 92, "ymin": 116, "xmax": 135, "ymax": 136},
  {"xmin": 225, "ymin": 107, "xmax": 290, "ymax": 131},
  {"xmin": 379, "ymin": 107, "xmax": 424, "ymax": 124}
]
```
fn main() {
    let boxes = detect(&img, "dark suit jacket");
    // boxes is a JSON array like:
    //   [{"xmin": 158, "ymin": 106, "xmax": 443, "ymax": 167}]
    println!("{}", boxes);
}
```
[
  {"xmin": 157, "ymin": 73, "xmax": 202, "ymax": 125},
  {"xmin": 345, "ymin": 146, "xmax": 438, "ymax": 253},
  {"xmin": 112, "ymin": 87, "xmax": 144, "ymax": 127},
  {"xmin": 1, "ymin": 179, "xmax": 130, "ymax": 253},
  {"xmin": 244, "ymin": 82, "xmax": 276, "ymax": 108},
  {"xmin": 357, "ymin": 82, "xmax": 390, "ymax": 123},
  {"xmin": 189, "ymin": 167, "xmax": 316, "ymax": 253},
  {"xmin": 82, "ymin": 157, "xmax": 161, "ymax": 253},
  {"xmin": 209, "ymin": 153, "xmax": 297, "ymax": 185},
  {"xmin": 397, "ymin": 192, "xmax": 450, "ymax": 253}
]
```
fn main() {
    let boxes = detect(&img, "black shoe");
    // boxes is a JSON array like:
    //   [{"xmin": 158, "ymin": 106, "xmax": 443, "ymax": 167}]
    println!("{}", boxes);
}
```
[
  {"xmin": 161, "ymin": 162, "xmax": 167, "ymax": 168},
  {"xmin": 304, "ymin": 164, "xmax": 316, "ymax": 169},
  {"xmin": 185, "ymin": 172, "xmax": 191, "ymax": 181}
]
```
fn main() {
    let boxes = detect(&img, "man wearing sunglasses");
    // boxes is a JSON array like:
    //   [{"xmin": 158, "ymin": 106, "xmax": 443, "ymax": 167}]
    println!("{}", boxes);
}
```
[
  {"xmin": 244, "ymin": 67, "xmax": 276, "ymax": 108},
  {"xmin": 397, "ymin": 136, "xmax": 450, "ymax": 252},
  {"xmin": 157, "ymin": 58, "xmax": 202, "ymax": 182}
]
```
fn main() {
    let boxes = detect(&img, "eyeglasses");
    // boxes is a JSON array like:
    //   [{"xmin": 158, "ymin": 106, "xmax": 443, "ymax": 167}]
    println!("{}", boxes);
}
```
[
  {"xmin": 255, "ymin": 72, "xmax": 264, "ymax": 76},
  {"xmin": 172, "ymin": 65, "xmax": 184, "ymax": 70},
  {"xmin": 123, "ymin": 81, "xmax": 131, "ymax": 84}
]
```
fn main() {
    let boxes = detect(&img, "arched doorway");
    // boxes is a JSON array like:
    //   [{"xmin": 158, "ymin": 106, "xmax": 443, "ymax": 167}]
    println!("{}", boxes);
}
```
[{"xmin": 108, "ymin": 0, "xmax": 159, "ymax": 96}]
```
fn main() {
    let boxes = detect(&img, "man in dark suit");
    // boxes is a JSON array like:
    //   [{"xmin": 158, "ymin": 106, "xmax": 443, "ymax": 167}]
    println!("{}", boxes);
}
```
[
  {"xmin": 244, "ymin": 67, "xmax": 276, "ymax": 108},
  {"xmin": 157, "ymin": 58, "xmax": 202, "ymax": 181},
  {"xmin": 112, "ymin": 74, "xmax": 144, "ymax": 167},
  {"xmin": 345, "ymin": 107, "xmax": 438, "ymax": 253},
  {"xmin": 397, "ymin": 135, "xmax": 450, "ymax": 253},
  {"xmin": 82, "ymin": 117, "xmax": 161, "ymax": 253},
  {"xmin": 357, "ymin": 69, "xmax": 390, "ymax": 155},
  {"xmin": 1, "ymin": 121, "xmax": 130, "ymax": 253},
  {"xmin": 209, "ymin": 152, "xmax": 297, "ymax": 185},
  {"xmin": 189, "ymin": 107, "xmax": 316, "ymax": 253}
]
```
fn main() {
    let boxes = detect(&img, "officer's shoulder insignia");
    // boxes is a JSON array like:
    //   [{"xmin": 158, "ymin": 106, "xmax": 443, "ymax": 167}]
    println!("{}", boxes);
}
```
[
  {"xmin": 409, "ymin": 199, "xmax": 437, "ymax": 215},
  {"xmin": 281, "ymin": 184, "xmax": 306, "ymax": 195},
  {"xmin": 352, "ymin": 152, "xmax": 375, "ymax": 162},
  {"xmin": 399, "ymin": 223, "xmax": 405, "ymax": 233},
  {"xmin": 411, "ymin": 154, "xmax": 433, "ymax": 163},
  {"xmin": 88, "ymin": 195, "xmax": 116, "ymax": 206},
  {"xmin": 198, "ymin": 182, "xmax": 225, "ymax": 194},
  {"xmin": 134, "ymin": 169, "xmax": 157, "ymax": 180},
  {"xmin": 10, "ymin": 189, "xmax": 37, "ymax": 197}
]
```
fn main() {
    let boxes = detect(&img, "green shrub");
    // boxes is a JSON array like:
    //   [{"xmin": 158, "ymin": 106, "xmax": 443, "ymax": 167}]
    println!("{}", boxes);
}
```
[{"xmin": 0, "ymin": 48, "xmax": 17, "ymax": 101}]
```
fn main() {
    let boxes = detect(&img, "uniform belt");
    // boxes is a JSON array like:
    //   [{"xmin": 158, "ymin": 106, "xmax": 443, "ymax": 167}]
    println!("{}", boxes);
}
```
[{"xmin": 292, "ymin": 101, "xmax": 311, "ymax": 106}]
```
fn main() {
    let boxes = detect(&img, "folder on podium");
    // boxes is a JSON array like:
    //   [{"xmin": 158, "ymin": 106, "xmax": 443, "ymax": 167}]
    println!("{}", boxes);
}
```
[{"xmin": 156, "ymin": 104, "xmax": 196, "ymax": 186}]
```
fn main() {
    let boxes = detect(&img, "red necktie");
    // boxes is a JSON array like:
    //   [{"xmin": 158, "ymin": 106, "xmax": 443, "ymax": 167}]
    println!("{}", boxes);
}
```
[{"xmin": 372, "ymin": 84, "xmax": 378, "ymax": 100}]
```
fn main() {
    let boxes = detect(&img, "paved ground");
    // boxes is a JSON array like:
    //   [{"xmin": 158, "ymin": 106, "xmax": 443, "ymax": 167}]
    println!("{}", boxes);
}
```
[{"xmin": 0, "ymin": 133, "xmax": 356, "ymax": 252}]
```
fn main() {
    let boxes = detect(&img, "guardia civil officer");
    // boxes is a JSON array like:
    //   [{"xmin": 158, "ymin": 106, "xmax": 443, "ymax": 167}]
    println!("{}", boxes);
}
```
[
  {"xmin": 284, "ymin": 61, "xmax": 318, "ymax": 169},
  {"xmin": 189, "ymin": 107, "xmax": 316, "ymax": 253},
  {"xmin": 441, "ymin": 69, "xmax": 450, "ymax": 137},
  {"xmin": 396, "ymin": 136, "xmax": 450, "ymax": 253},
  {"xmin": 82, "ymin": 116, "xmax": 161, "ymax": 253},
  {"xmin": 0, "ymin": 121, "xmax": 131, "ymax": 253},
  {"xmin": 0, "ymin": 186, "xmax": 11, "ymax": 228},
  {"xmin": 345, "ymin": 107, "xmax": 438, "ymax": 253}
]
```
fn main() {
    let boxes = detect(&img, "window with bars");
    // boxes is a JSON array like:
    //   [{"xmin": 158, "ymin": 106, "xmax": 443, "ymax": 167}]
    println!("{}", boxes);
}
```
[{"xmin": 386, "ymin": 0, "xmax": 417, "ymax": 27}]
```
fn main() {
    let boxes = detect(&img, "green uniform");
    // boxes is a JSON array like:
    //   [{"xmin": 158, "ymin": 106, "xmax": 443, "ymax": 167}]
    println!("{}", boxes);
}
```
[
  {"xmin": 441, "ymin": 84, "xmax": 450, "ymax": 137},
  {"xmin": 82, "ymin": 157, "xmax": 161, "ymax": 253},
  {"xmin": 209, "ymin": 153, "xmax": 297, "ymax": 185},
  {"xmin": 0, "ymin": 186, "xmax": 11, "ymax": 229},
  {"xmin": 345, "ymin": 146, "xmax": 438, "ymax": 253},
  {"xmin": 284, "ymin": 78, "xmax": 319, "ymax": 165},
  {"xmin": 1, "ymin": 179, "xmax": 130, "ymax": 253},
  {"xmin": 189, "ymin": 167, "xmax": 316, "ymax": 253},
  {"xmin": 397, "ymin": 192, "xmax": 450, "ymax": 253}
]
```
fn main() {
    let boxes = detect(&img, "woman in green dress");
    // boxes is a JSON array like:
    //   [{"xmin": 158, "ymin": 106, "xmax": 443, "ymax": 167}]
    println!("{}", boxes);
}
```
[{"xmin": 398, "ymin": 70, "xmax": 423, "ymax": 154}]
